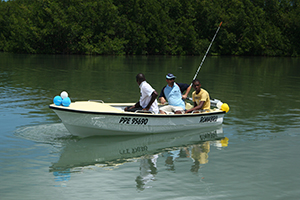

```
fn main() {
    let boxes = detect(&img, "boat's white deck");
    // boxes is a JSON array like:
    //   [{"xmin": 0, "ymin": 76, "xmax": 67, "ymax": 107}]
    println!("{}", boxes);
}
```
[{"xmin": 51, "ymin": 101, "xmax": 125, "ymax": 113}]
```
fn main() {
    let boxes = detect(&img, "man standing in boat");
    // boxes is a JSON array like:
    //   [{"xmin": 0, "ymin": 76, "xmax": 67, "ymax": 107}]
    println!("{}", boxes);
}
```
[
  {"xmin": 185, "ymin": 79, "xmax": 210, "ymax": 113},
  {"xmin": 124, "ymin": 73, "xmax": 159, "ymax": 114},
  {"xmin": 159, "ymin": 73, "xmax": 191, "ymax": 114}
]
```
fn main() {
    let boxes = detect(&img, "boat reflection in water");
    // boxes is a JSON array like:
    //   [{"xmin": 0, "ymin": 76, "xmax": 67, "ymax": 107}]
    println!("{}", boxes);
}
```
[{"xmin": 50, "ymin": 125, "xmax": 229, "ymax": 189}]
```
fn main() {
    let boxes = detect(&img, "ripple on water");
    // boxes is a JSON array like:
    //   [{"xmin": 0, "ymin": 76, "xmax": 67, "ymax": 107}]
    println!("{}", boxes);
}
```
[{"xmin": 14, "ymin": 123, "xmax": 77, "ymax": 147}]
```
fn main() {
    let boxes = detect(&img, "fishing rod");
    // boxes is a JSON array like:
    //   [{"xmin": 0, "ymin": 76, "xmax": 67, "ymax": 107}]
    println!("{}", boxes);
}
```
[
  {"xmin": 191, "ymin": 22, "xmax": 223, "ymax": 83},
  {"xmin": 187, "ymin": 22, "xmax": 229, "ymax": 112}
]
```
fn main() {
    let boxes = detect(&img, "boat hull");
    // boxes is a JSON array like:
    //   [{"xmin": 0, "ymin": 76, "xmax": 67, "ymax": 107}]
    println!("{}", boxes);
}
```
[{"xmin": 50, "ymin": 102, "xmax": 225, "ymax": 137}]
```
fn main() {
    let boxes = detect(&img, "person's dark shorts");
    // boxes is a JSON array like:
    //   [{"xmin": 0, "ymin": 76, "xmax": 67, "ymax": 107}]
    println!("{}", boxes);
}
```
[{"xmin": 125, "ymin": 105, "xmax": 143, "ymax": 112}]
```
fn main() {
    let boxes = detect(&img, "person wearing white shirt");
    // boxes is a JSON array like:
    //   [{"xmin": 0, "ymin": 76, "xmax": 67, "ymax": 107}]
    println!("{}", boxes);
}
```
[{"xmin": 124, "ymin": 73, "xmax": 159, "ymax": 114}]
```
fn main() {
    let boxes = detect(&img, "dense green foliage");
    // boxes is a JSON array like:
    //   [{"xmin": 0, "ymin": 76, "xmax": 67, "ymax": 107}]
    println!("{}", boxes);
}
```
[{"xmin": 0, "ymin": 0, "xmax": 299, "ymax": 56}]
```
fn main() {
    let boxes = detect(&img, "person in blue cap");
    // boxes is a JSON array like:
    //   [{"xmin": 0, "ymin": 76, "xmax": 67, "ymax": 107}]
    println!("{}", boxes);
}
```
[{"xmin": 158, "ymin": 73, "xmax": 191, "ymax": 114}]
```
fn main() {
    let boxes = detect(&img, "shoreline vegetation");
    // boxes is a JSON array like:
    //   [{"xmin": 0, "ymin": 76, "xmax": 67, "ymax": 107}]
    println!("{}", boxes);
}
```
[{"xmin": 0, "ymin": 0, "xmax": 299, "ymax": 56}]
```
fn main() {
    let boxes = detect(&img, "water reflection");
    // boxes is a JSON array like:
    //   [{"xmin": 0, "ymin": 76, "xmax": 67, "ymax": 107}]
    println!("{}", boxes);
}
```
[
  {"xmin": 47, "ymin": 126, "xmax": 228, "ymax": 189},
  {"xmin": 136, "ymin": 155, "xmax": 158, "ymax": 190},
  {"xmin": 134, "ymin": 134, "xmax": 228, "ymax": 190},
  {"xmin": 163, "ymin": 143, "xmax": 212, "ymax": 173}
]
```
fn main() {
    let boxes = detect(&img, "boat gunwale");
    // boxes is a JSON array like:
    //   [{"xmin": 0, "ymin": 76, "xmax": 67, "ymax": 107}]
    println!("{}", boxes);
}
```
[{"xmin": 49, "ymin": 104, "xmax": 226, "ymax": 118}]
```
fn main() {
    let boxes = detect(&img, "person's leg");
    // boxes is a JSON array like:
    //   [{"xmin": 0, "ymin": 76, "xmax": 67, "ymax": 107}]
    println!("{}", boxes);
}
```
[
  {"xmin": 173, "ymin": 106, "xmax": 185, "ymax": 114},
  {"xmin": 159, "ymin": 110, "xmax": 166, "ymax": 114},
  {"xmin": 125, "ymin": 105, "xmax": 143, "ymax": 112},
  {"xmin": 159, "ymin": 105, "xmax": 172, "ymax": 114}
]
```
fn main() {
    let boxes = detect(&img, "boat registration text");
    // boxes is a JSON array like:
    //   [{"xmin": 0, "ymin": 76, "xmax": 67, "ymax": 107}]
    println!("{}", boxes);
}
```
[
  {"xmin": 119, "ymin": 117, "xmax": 149, "ymax": 125},
  {"xmin": 199, "ymin": 116, "xmax": 218, "ymax": 123}
]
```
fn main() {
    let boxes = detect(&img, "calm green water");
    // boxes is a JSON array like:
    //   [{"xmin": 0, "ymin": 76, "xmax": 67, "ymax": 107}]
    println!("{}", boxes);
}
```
[{"xmin": 0, "ymin": 53, "xmax": 300, "ymax": 199}]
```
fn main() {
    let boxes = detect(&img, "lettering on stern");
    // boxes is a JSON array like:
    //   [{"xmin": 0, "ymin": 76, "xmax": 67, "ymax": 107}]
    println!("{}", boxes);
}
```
[
  {"xmin": 119, "ymin": 117, "xmax": 148, "ymax": 125},
  {"xmin": 199, "ymin": 116, "xmax": 218, "ymax": 123}
]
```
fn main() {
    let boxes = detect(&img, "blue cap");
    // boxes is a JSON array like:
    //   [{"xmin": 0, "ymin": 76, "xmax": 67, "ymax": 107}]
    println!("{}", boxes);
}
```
[{"xmin": 166, "ymin": 73, "xmax": 176, "ymax": 79}]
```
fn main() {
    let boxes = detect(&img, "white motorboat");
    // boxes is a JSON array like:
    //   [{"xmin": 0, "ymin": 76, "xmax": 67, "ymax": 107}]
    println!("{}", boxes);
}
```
[{"xmin": 49, "ymin": 99, "xmax": 229, "ymax": 137}]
